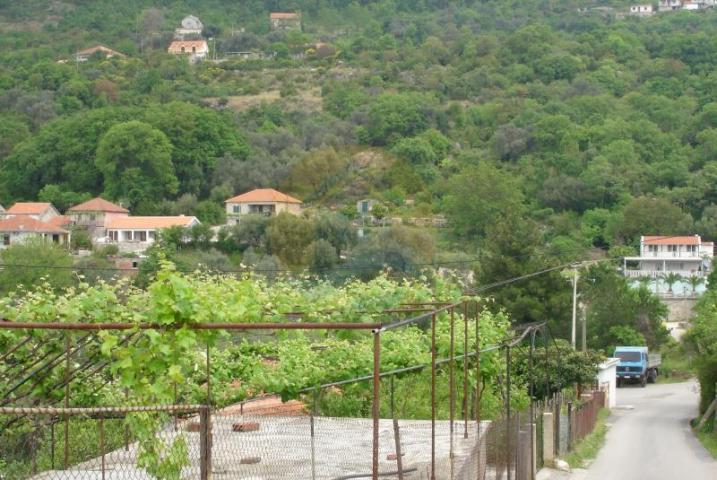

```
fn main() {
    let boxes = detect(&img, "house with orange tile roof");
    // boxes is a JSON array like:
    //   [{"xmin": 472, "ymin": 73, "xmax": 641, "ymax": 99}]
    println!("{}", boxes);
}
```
[
  {"xmin": 6, "ymin": 202, "xmax": 61, "ymax": 223},
  {"xmin": 67, "ymin": 197, "xmax": 129, "ymax": 240},
  {"xmin": 74, "ymin": 45, "xmax": 126, "ymax": 62},
  {"xmin": 225, "ymin": 189, "xmax": 302, "ymax": 225},
  {"xmin": 105, "ymin": 215, "xmax": 200, "ymax": 253},
  {"xmin": 623, "ymin": 235, "xmax": 714, "ymax": 281},
  {"xmin": 269, "ymin": 12, "xmax": 301, "ymax": 30},
  {"xmin": 167, "ymin": 40, "xmax": 209, "ymax": 62},
  {"xmin": 0, "ymin": 215, "xmax": 70, "ymax": 249}
]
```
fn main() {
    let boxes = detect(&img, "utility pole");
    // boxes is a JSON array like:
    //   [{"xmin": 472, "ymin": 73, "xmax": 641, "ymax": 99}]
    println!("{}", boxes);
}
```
[
  {"xmin": 571, "ymin": 269, "xmax": 578, "ymax": 349},
  {"xmin": 581, "ymin": 302, "xmax": 587, "ymax": 352}
]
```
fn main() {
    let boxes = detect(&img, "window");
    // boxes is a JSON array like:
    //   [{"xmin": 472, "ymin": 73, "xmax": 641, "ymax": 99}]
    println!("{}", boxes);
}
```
[
  {"xmin": 648, "ymin": 245, "xmax": 658, "ymax": 253},
  {"xmin": 2, "ymin": 235, "xmax": 9, "ymax": 246},
  {"xmin": 233, "ymin": 205, "xmax": 241, "ymax": 214},
  {"xmin": 136, "ymin": 231, "xmax": 147, "ymax": 242},
  {"xmin": 615, "ymin": 351, "xmax": 641, "ymax": 362},
  {"xmin": 192, "ymin": 46, "xmax": 196, "ymax": 53},
  {"xmin": 667, "ymin": 245, "xmax": 677, "ymax": 252},
  {"xmin": 52, "ymin": 234, "xmax": 59, "ymax": 243},
  {"xmin": 181, "ymin": 46, "xmax": 186, "ymax": 53}
]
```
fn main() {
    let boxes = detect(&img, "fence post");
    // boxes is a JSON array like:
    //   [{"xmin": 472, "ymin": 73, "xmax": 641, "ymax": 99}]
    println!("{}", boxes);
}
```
[
  {"xmin": 63, "ymin": 334, "xmax": 71, "ymax": 469},
  {"xmin": 100, "ymin": 416, "xmax": 106, "ymax": 480},
  {"xmin": 463, "ymin": 301, "xmax": 469, "ymax": 439},
  {"xmin": 430, "ymin": 313, "xmax": 437, "ymax": 480},
  {"xmin": 200, "ymin": 407, "xmax": 211, "ymax": 480},
  {"xmin": 542, "ymin": 412, "xmax": 554, "ymax": 467},
  {"xmin": 393, "ymin": 417, "xmax": 405, "ymax": 480},
  {"xmin": 449, "ymin": 307, "xmax": 455, "ymax": 480},
  {"xmin": 566, "ymin": 402, "xmax": 573, "ymax": 452},
  {"xmin": 373, "ymin": 329, "xmax": 381, "ymax": 480}
]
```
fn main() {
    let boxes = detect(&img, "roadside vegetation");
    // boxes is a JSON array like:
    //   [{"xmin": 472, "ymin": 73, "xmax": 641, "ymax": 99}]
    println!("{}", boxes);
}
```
[{"xmin": 564, "ymin": 408, "xmax": 611, "ymax": 469}]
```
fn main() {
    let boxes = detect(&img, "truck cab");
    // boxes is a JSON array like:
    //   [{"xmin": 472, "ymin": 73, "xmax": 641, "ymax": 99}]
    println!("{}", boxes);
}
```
[{"xmin": 614, "ymin": 346, "xmax": 660, "ymax": 387}]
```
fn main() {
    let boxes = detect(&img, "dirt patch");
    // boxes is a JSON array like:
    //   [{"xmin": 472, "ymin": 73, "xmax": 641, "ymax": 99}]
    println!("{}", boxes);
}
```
[{"xmin": 206, "ymin": 87, "xmax": 322, "ymax": 112}]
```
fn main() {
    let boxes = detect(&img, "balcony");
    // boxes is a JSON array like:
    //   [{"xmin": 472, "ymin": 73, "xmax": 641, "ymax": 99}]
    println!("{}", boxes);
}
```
[{"xmin": 624, "ymin": 269, "xmax": 706, "ymax": 278}]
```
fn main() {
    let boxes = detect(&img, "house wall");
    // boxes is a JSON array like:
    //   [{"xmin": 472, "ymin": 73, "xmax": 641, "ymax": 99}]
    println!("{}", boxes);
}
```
[
  {"xmin": 638, "ymin": 259, "xmax": 703, "ymax": 272},
  {"xmin": 597, "ymin": 360, "xmax": 618, "ymax": 409},
  {"xmin": 226, "ymin": 202, "xmax": 301, "ymax": 218},
  {"xmin": 0, "ymin": 231, "xmax": 69, "ymax": 249}
]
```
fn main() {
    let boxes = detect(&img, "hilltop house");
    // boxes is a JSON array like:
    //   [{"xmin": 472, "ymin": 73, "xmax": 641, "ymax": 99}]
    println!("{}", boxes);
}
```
[
  {"xmin": 168, "ymin": 40, "xmax": 209, "ymax": 62},
  {"xmin": 0, "ymin": 216, "xmax": 70, "ymax": 249},
  {"xmin": 622, "ymin": 235, "xmax": 714, "ymax": 279},
  {"xmin": 269, "ymin": 12, "xmax": 301, "ymax": 30},
  {"xmin": 629, "ymin": 4, "xmax": 654, "ymax": 15},
  {"xmin": 106, "ymin": 215, "xmax": 200, "ymax": 253},
  {"xmin": 67, "ymin": 197, "xmax": 129, "ymax": 240},
  {"xmin": 74, "ymin": 45, "xmax": 126, "ymax": 62},
  {"xmin": 6, "ymin": 202, "xmax": 61, "ymax": 223},
  {"xmin": 658, "ymin": 0, "xmax": 683, "ymax": 10},
  {"xmin": 225, "ymin": 189, "xmax": 302, "ymax": 225},
  {"xmin": 175, "ymin": 15, "xmax": 204, "ymax": 38}
]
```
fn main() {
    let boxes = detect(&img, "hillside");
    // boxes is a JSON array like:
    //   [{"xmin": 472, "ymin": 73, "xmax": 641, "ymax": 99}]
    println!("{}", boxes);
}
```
[{"xmin": 2, "ymin": 1, "xmax": 717, "ymax": 314}]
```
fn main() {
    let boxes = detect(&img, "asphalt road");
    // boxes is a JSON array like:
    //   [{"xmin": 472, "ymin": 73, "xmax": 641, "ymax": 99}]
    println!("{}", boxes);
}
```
[{"xmin": 585, "ymin": 380, "xmax": 717, "ymax": 480}]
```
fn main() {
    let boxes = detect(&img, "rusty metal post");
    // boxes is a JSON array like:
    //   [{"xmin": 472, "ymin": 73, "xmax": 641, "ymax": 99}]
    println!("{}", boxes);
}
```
[
  {"xmin": 50, "ymin": 420, "xmax": 56, "ymax": 469},
  {"xmin": 124, "ymin": 387, "xmax": 130, "ymax": 451},
  {"xmin": 393, "ymin": 416, "xmax": 404, "ymax": 480},
  {"xmin": 100, "ymin": 416, "xmax": 106, "ymax": 480},
  {"xmin": 311, "ymin": 388, "xmax": 318, "ymax": 480},
  {"xmin": 567, "ymin": 401, "xmax": 573, "ymax": 452},
  {"xmin": 431, "ymin": 312, "xmax": 437, "ymax": 480},
  {"xmin": 529, "ymin": 329, "xmax": 536, "ymax": 480},
  {"xmin": 475, "ymin": 303, "xmax": 481, "ymax": 428},
  {"xmin": 200, "ymin": 407, "xmax": 211, "ymax": 480},
  {"xmin": 463, "ymin": 301, "xmax": 469, "ymax": 439},
  {"xmin": 391, "ymin": 418, "xmax": 405, "ymax": 479},
  {"xmin": 372, "ymin": 330, "xmax": 381, "ymax": 480},
  {"xmin": 449, "ymin": 307, "xmax": 455, "ymax": 480},
  {"xmin": 506, "ymin": 345, "xmax": 512, "ymax": 480},
  {"xmin": 205, "ymin": 341, "xmax": 213, "ymax": 479},
  {"xmin": 63, "ymin": 334, "xmax": 70, "ymax": 469}
]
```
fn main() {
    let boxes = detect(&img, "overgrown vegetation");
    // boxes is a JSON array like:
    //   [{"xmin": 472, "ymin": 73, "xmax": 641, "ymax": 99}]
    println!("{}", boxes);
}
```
[{"xmin": 564, "ymin": 408, "xmax": 610, "ymax": 469}]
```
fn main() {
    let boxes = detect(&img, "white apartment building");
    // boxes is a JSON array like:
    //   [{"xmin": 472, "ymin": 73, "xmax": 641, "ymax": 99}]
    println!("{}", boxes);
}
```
[{"xmin": 623, "ymin": 235, "xmax": 714, "ymax": 278}]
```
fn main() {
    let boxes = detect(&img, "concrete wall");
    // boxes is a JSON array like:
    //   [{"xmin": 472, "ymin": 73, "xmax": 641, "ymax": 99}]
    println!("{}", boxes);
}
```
[{"xmin": 662, "ymin": 297, "xmax": 698, "ymax": 340}]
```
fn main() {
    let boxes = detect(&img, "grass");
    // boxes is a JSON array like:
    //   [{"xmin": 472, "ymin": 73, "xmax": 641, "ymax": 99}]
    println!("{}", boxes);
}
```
[
  {"xmin": 694, "ymin": 417, "xmax": 717, "ymax": 459},
  {"xmin": 657, "ymin": 342, "xmax": 696, "ymax": 384},
  {"xmin": 563, "ymin": 408, "xmax": 610, "ymax": 469}
]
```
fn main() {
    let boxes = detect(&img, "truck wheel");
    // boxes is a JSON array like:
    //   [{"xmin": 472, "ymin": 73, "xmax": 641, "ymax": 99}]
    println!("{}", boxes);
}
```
[
  {"xmin": 648, "ymin": 369, "xmax": 656, "ymax": 384},
  {"xmin": 640, "ymin": 375, "xmax": 647, "ymax": 388},
  {"xmin": 617, "ymin": 378, "xmax": 622, "ymax": 388}
]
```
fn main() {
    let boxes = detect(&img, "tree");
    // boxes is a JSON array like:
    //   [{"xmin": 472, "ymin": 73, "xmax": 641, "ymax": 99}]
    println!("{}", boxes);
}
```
[
  {"xmin": 663, "ymin": 272, "xmax": 682, "ymax": 294},
  {"xmin": 95, "ymin": 120, "xmax": 178, "ymax": 208},
  {"xmin": 478, "ymin": 214, "xmax": 572, "ymax": 333},
  {"xmin": 608, "ymin": 196, "xmax": 693, "ymax": 246},
  {"xmin": 582, "ymin": 264, "xmax": 668, "ymax": 350},
  {"xmin": 313, "ymin": 211, "xmax": 357, "ymax": 256},
  {"xmin": 0, "ymin": 239, "xmax": 74, "ymax": 294},
  {"xmin": 688, "ymin": 275, "xmax": 705, "ymax": 295},
  {"xmin": 305, "ymin": 239, "xmax": 338, "ymax": 273},
  {"xmin": 364, "ymin": 92, "xmax": 437, "ymax": 145},
  {"xmin": 443, "ymin": 162, "xmax": 524, "ymax": 240},
  {"xmin": 266, "ymin": 213, "xmax": 314, "ymax": 267},
  {"xmin": 226, "ymin": 215, "xmax": 270, "ymax": 253}
]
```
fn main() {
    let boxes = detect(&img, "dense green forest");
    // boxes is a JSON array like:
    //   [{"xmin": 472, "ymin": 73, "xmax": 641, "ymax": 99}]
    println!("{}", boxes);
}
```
[{"xmin": 0, "ymin": 0, "xmax": 711, "ymax": 341}]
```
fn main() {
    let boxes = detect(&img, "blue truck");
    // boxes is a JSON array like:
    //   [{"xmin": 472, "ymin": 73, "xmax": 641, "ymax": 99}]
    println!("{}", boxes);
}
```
[{"xmin": 614, "ymin": 346, "xmax": 661, "ymax": 387}]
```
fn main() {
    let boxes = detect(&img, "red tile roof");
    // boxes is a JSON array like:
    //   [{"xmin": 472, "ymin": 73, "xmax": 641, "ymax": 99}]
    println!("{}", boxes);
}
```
[
  {"xmin": 225, "ymin": 188, "xmax": 302, "ymax": 204},
  {"xmin": 270, "ymin": 12, "xmax": 300, "ymax": 19},
  {"xmin": 0, "ymin": 216, "xmax": 68, "ymax": 234},
  {"xmin": 46, "ymin": 215, "xmax": 71, "ymax": 229},
  {"xmin": 106, "ymin": 216, "xmax": 198, "ymax": 230},
  {"xmin": 6, "ymin": 202, "xmax": 55, "ymax": 215},
  {"xmin": 643, "ymin": 235, "xmax": 701, "ymax": 245},
  {"xmin": 68, "ymin": 197, "xmax": 129, "ymax": 213},
  {"xmin": 76, "ymin": 45, "xmax": 126, "ymax": 58}
]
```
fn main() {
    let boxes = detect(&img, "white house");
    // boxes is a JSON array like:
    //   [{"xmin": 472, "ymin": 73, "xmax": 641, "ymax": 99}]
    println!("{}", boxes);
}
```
[
  {"xmin": 175, "ymin": 15, "xmax": 204, "ymax": 38},
  {"xmin": 0, "ymin": 216, "xmax": 70, "ymax": 249},
  {"xmin": 6, "ymin": 202, "xmax": 61, "ymax": 223},
  {"xmin": 225, "ymin": 189, "xmax": 302, "ymax": 225},
  {"xmin": 629, "ymin": 4, "xmax": 654, "ymax": 15},
  {"xmin": 658, "ymin": 0, "xmax": 683, "ymax": 10},
  {"xmin": 106, "ymin": 216, "xmax": 200, "ymax": 253},
  {"xmin": 168, "ymin": 40, "xmax": 209, "ymax": 62},
  {"xmin": 597, "ymin": 358, "xmax": 619, "ymax": 409},
  {"xmin": 623, "ymin": 235, "xmax": 714, "ymax": 278}
]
